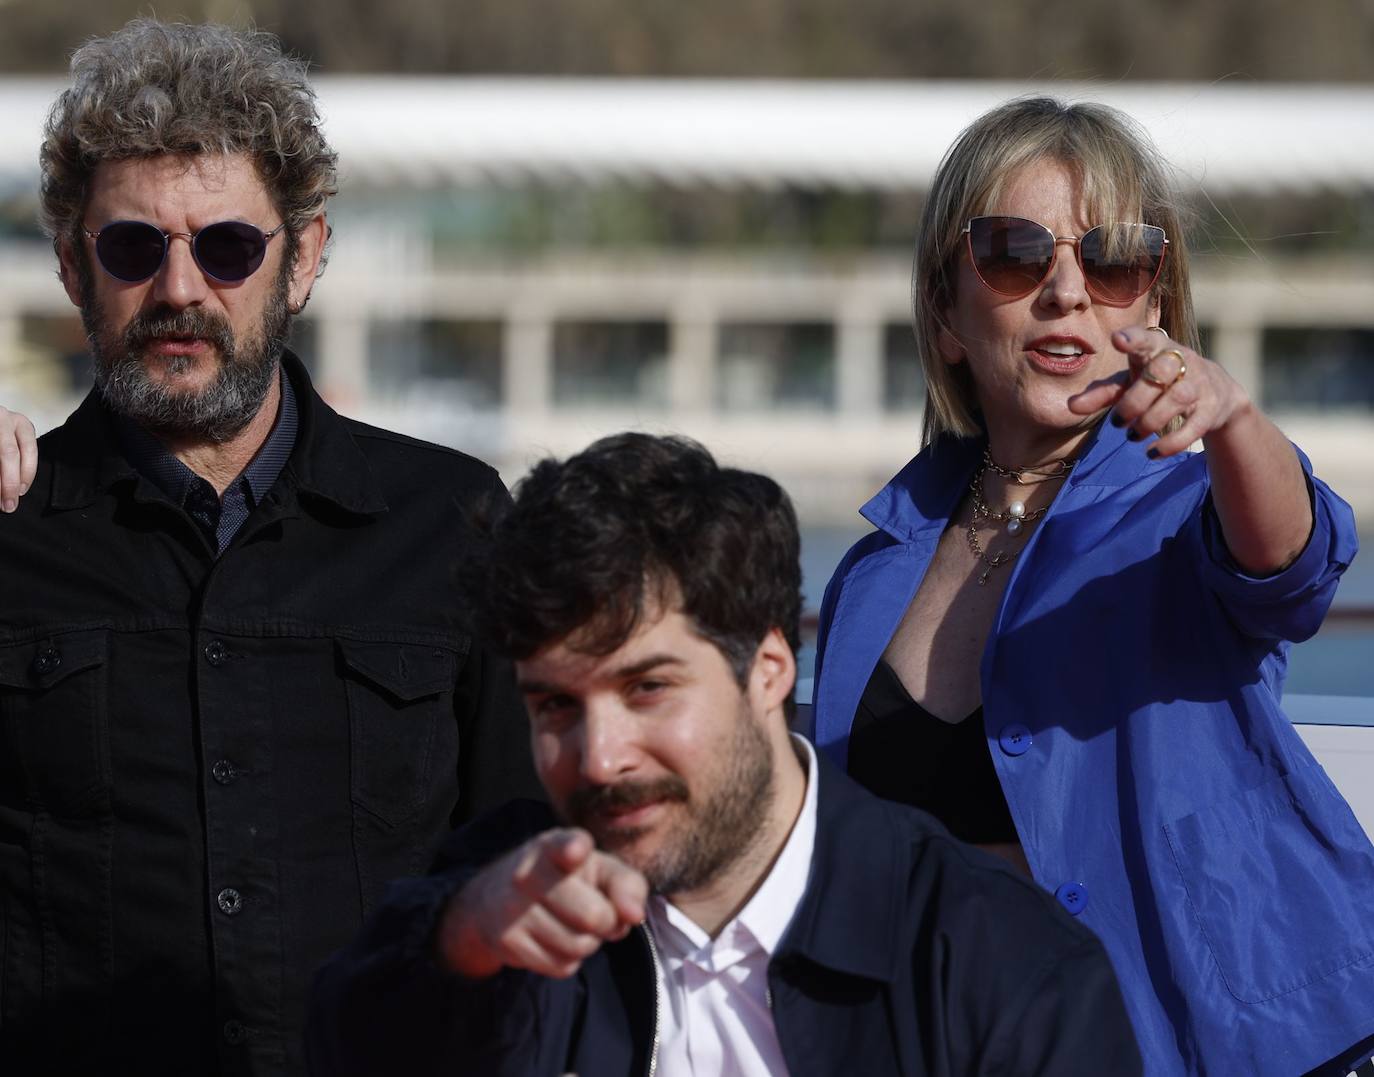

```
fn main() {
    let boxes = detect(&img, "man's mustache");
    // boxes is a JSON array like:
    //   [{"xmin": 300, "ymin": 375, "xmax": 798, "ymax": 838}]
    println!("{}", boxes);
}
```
[
  {"xmin": 122, "ymin": 306, "xmax": 235, "ymax": 358},
  {"xmin": 566, "ymin": 776, "xmax": 689, "ymax": 826}
]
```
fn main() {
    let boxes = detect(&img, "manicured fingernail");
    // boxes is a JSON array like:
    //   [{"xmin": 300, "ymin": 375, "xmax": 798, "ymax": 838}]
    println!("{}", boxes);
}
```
[
  {"xmin": 19, "ymin": 483, "xmax": 28, "ymax": 495},
  {"xmin": 1126, "ymin": 429, "xmax": 1141, "ymax": 442},
  {"xmin": 2, "ymin": 499, "xmax": 14, "ymax": 513},
  {"xmin": 1147, "ymin": 448, "xmax": 1160, "ymax": 460},
  {"xmin": 1110, "ymin": 412, "xmax": 1125, "ymax": 427}
]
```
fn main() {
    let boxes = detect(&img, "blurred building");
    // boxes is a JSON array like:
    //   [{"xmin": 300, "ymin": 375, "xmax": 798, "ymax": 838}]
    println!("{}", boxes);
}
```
[{"xmin": 2, "ymin": 79, "xmax": 1372, "ymax": 522}]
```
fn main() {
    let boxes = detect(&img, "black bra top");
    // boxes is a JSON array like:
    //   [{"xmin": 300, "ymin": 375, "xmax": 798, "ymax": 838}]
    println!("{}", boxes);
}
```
[{"xmin": 846, "ymin": 659, "xmax": 1018, "ymax": 845}]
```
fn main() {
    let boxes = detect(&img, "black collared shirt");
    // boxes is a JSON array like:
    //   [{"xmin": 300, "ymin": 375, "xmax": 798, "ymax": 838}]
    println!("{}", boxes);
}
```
[
  {"xmin": 0, "ymin": 352, "xmax": 541, "ymax": 1076},
  {"xmin": 118, "ymin": 372, "xmax": 299, "ymax": 555}
]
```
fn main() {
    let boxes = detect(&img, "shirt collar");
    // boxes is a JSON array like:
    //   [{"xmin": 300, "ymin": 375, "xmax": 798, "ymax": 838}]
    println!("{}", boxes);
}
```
[
  {"xmin": 735, "ymin": 734, "xmax": 819, "ymax": 955},
  {"xmin": 116, "ymin": 367, "xmax": 298, "ymax": 510},
  {"xmin": 49, "ymin": 349, "xmax": 388, "ymax": 518},
  {"xmin": 648, "ymin": 734, "xmax": 819, "ymax": 961},
  {"xmin": 859, "ymin": 412, "xmax": 1153, "ymax": 543}
]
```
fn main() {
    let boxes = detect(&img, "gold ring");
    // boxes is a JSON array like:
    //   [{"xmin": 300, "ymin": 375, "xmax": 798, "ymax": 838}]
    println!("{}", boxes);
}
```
[{"xmin": 1142, "ymin": 348, "xmax": 1187, "ymax": 388}]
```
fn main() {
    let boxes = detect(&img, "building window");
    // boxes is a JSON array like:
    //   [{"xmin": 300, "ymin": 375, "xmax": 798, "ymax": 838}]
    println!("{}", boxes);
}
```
[
  {"xmin": 553, "ymin": 320, "xmax": 668, "ymax": 408},
  {"xmin": 368, "ymin": 319, "xmax": 504, "ymax": 407},
  {"xmin": 15, "ymin": 313, "xmax": 88, "ymax": 395},
  {"xmin": 716, "ymin": 322, "xmax": 835, "ymax": 412},
  {"xmin": 883, "ymin": 323, "xmax": 924, "ymax": 411},
  {"xmin": 1262, "ymin": 328, "xmax": 1374, "ymax": 413}
]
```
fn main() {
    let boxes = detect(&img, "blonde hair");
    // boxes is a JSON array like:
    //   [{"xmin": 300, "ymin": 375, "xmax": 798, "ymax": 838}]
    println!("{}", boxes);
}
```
[
  {"xmin": 912, "ymin": 96, "xmax": 1198, "ymax": 444},
  {"xmin": 40, "ymin": 19, "xmax": 337, "ymax": 264}
]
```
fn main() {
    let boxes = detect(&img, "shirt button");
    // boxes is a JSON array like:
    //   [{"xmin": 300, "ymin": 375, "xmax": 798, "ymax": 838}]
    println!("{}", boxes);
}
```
[
  {"xmin": 217, "ymin": 887, "xmax": 244, "ymax": 916},
  {"xmin": 998, "ymin": 723, "xmax": 1033, "ymax": 756},
  {"xmin": 30, "ymin": 645, "xmax": 62, "ymax": 678},
  {"xmin": 211, "ymin": 760, "xmax": 238, "ymax": 785},
  {"xmin": 222, "ymin": 1019, "xmax": 247, "ymax": 1045},
  {"xmin": 204, "ymin": 640, "xmax": 228, "ymax": 666},
  {"xmin": 1055, "ymin": 882, "xmax": 1089, "ymax": 916}
]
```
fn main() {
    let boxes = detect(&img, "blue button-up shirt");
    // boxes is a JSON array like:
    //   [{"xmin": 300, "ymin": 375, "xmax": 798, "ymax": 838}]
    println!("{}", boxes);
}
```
[{"xmin": 813, "ymin": 417, "xmax": 1374, "ymax": 1076}]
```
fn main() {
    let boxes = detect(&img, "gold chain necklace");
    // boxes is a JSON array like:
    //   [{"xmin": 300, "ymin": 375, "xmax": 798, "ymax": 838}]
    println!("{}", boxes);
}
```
[
  {"xmin": 966, "ymin": 449, "xmax": 1075, "ymax": 586},
  {"xmin": 982, "ymin": 452, "xmax": 1075, "ymax": 485}
]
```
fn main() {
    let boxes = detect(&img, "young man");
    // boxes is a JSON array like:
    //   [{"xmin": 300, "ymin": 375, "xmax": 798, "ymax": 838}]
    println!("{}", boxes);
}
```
[
  {"xmin": 307, "ymin": 433, "xmax": 1142, "ymax": 1075},
  {"xmin": 0, "ymin": 20, "xmax": 537, "ymax": 1075}
]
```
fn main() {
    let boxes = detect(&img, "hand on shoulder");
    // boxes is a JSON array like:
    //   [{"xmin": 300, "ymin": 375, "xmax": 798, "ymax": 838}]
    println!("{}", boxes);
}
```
[{"xmin": 0, "ymin": 405, "xmax": 38, "ymax": 512}]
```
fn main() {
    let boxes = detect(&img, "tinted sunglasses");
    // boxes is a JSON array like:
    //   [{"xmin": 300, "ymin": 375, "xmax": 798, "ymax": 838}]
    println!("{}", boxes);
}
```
[
  {"xmin": 82, "ymin": 219, "xmax": 285, "ymax": 283},
  {"xmin": 963, "ymin": 215, "xmax": 1168, "ymax": 304}
]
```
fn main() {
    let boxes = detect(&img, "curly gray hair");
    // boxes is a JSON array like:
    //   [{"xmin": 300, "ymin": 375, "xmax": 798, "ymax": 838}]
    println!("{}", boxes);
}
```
[{"xmin": 40, "ymin": 19, "xmax": 337, "ymax": 266}]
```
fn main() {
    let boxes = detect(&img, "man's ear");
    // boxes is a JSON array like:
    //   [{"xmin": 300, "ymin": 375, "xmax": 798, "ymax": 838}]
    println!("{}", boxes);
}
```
[
  {"xmin": 749, "ymin": 627, "xmax": 796, "ymax": 717},
  {"xmin": 287, "ymin": 213, "xmax": 328, "ymax": 312},
  {"xmin": 56, "ymin": 237, "xmax": 85, "ymax": 309}
]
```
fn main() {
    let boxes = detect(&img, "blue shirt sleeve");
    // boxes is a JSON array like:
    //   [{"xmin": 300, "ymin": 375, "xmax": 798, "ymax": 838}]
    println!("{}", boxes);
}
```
[{"xmin": 1192, "ymin": 445, "xmax": 1358, "ymax": 643}]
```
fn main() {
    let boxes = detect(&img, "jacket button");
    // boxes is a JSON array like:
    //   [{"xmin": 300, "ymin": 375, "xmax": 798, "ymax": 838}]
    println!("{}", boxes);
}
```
[
  {"xmin": 204, "ymin": 640, "xmax": 228, "ymax": 666},
  {"xmin": 211, "ymin": 760, "xmax": 238, "ymax": 785},
  {"xmin": 222, "ymin": 1019, "xmax": 247, "ymax": 1045},
  {"xmin": 1055, "ymin": 882, "xmax": 1089, "ymax": 916},
  {"xmin": 30, "ymin": 646, "xmax": 62, "ymax": 678},
  {"xmin": 217, "ymin": 887, "xmax": 244, "ymax": 916},
  {"xmin": 998, "ymin": 723, "xmax": 1033, "ymax": 756}
]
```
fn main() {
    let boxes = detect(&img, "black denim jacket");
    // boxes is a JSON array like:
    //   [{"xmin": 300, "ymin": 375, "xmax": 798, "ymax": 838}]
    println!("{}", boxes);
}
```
[{"xmin": 0, "ymin": 352, "xmax": 540, "ymax": 1076}]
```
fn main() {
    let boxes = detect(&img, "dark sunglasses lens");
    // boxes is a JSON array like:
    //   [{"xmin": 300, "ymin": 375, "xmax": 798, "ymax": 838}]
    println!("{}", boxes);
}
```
[
  {"xmin": 95, "ymin": 222, "xmax": 167, "ymax": 282},
  {"xmin": 1080, "ymin": 224, "xmax": 1166, "ymax": 302},
  {"xmin": 193, "ymin": 221, "xmax": 269, "ymax": 282},
  {"xmin": 968, "ymin": 217, "xmax": 1054, "ymax": 297}
]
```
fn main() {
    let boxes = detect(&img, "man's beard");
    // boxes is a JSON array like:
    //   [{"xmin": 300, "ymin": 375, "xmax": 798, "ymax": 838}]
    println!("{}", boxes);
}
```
[
  {"xmin": 80, "ymin": 256, "xmax": 292, "ymax": 444},
  {"xmin": 564, "ymin": 702, "xmax": 776, "ymax": 897}
]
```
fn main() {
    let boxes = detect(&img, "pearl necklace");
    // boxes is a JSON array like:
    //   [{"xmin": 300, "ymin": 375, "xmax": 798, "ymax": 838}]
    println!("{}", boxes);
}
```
[{"xmin": 966, "ymin": 448, "xmax": 1075, "ymax": 585}]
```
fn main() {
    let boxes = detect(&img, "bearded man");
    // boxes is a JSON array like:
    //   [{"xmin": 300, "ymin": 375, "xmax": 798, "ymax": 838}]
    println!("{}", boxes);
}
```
[
  {"xmin": 0, "ymin": 20, "xmax": 537, "ymax": 1076},
  {"xmin": 307, "ymin": 433, "xmax": 1143, "ymax": 1076}
]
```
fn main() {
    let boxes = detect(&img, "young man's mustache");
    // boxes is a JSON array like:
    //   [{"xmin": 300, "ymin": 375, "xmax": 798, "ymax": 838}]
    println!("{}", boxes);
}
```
[{"xmin": 566, "ymin": 776, "xmax": 690, "ymax": 824}]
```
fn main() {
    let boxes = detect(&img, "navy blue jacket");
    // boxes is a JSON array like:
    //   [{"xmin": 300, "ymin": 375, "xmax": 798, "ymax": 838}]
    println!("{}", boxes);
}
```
[{"xmin": 308, "ymin": 754, "xmax": 1141, "ymax": 1075}]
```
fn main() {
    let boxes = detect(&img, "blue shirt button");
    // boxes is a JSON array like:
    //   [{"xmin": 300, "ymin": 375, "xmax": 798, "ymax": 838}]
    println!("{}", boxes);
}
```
[
  {"xmin": 998, "ymin": 723, "xmax": 1033, "ymax": 756},
  {"xmin": 1055, "ymin": 882, "xmax": 1089, "ymax": 916}
]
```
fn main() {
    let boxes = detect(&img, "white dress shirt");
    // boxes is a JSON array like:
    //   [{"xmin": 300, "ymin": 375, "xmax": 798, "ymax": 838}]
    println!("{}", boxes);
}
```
[{"xmin": 645, "ymin": 735, "xmax": 819, "ymax": 1077}]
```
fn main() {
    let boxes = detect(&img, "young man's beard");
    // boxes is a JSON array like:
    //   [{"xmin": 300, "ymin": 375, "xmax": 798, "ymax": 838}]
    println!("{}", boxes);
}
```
[
  {"xmin": 80, "ymin": 255, "xmax": 293, "ymax": 444},
  {"xmin": 565, "ymin": 699, "xmax": 777, "ymax": 898}
]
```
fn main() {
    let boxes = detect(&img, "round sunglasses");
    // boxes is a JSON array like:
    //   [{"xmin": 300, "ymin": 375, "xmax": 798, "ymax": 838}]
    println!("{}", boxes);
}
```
[
  {"xmin": 963, "ymin": 215, "xmax": 1168, "ymax": 305},
  {"xmin": 82, "ymin": 219, "xmax": 285, "ymax": 284}
]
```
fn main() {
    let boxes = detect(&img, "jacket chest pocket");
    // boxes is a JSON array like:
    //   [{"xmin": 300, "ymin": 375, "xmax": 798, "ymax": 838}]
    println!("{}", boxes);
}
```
[
  {"xmin": 337, "ymin": 638, "xmax": 462, "ymax": 828},
  {"xmin": 0, "ymin": 630, "xmax": 111, "ymax": 817}
]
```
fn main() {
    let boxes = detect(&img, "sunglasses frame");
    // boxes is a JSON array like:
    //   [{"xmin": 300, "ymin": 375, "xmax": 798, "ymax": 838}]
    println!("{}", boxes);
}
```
[
  {"xmin": 962, "ymin": 215, "xmax": 1168, "ymax": 305},
  {"xmin": 81, "ymin": 219, "xmax": 286, "ymax": 284}
]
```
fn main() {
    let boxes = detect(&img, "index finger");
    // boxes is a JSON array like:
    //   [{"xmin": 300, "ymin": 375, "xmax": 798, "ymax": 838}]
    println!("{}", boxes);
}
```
[
  {"xmin": 1066, "ymin": 369, "xmax": 1131, "ymax": 416},
  {"xmin": 512, "ymin": 828, "xmax": 596, "ymax": 896},
  {"xmin": 1112, "ymin": 326, "xmax": 1171, "ymax": 371}
]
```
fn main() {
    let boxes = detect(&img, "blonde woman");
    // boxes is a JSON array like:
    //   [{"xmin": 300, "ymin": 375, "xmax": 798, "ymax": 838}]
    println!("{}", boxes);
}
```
[{"xmin": 812, "ymin": 97, "xmax": 1373, "ymax": 1076}]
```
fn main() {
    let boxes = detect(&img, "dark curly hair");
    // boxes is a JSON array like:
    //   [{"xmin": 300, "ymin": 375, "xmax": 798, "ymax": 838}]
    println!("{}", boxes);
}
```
[
  {"xmin": 467, "ymin": 433, "xmax": 802, "ymax": 701},
  {"xmin": 40, "ymin": 19, "xmax": 337, "ymax": 267}
]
